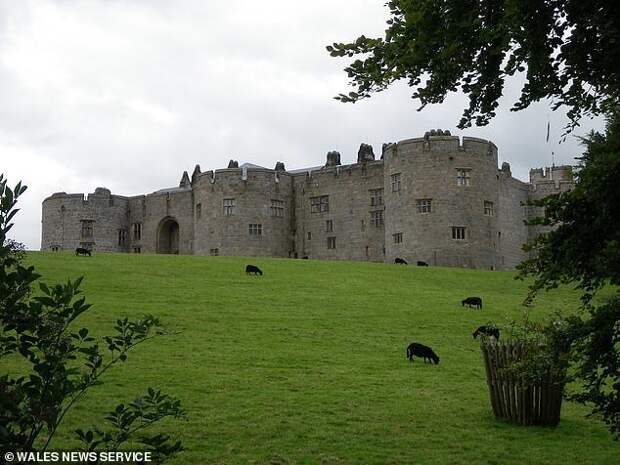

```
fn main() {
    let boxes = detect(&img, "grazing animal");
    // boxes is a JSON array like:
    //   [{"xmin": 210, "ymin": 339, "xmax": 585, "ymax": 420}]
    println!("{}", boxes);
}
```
[
  {"xmin": 461, "ymin": 296, "xmax": 483, "ymax": 309},
  {"xmin": 302, "ymin": 256, "xmax": 309, "ymax": 260},
  {"xmin": 245, "ymin": 264, "xmax": 263, "ymax": 276},
  {"xmin": 406, "ymin": 342, "xmax": 440, "ymax": 365},
  {"xmin": 473, "ymin": 325, "xmax": 500, "ymax": 340},
  {"xmin": 75, "ymin": 247, "xmax": 91, "ymax": 257},
  {"xmin": 417, "ymin": 261, "xmax": 429, "ymax": 267},
  {"xmin": 394, "ymin": 257, "xmax": 408, "ymax": 265}
]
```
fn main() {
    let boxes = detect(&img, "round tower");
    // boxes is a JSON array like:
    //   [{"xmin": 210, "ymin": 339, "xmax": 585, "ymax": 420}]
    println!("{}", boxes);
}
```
[
  {"xmin": 41, "ymin": 188, "xmax": 129, "ymax": 252},
  {"xmin": 383, "ymin": 132, "xmax": 500, "ymax": 269},
  {"xmin": 192, "ymin": 165, "xmax": 294, "ymax": 257},
  {"xmin": 41, "ymin": 192, "xmax": 69, "ymax": 251}
]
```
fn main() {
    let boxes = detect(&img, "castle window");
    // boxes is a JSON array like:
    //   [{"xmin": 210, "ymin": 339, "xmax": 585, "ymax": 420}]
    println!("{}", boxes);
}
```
[
  {"xmin": 118, "ymin": 229, "xmax": 127, "ymax": 246},
  {"xmin": 271, "ymin": 199, "xmax": 284, "ymax": 217},
  {"xmin": 393, "ymin": 233, "xmax": 403, "ymax": 244},
  {"xmin": 416, "ymin": 199, "xmax": 432, "ymax": 213},
  {"xmin": 249, "ymin": 224, "xmax": 262, "ymax": 236},
  {"xmin": 369, "ymin": 188, "xmax": 383, "ymax": 206},
  {"xmin": 223, "ymin": 198, "xmax": 236, "ymax": 216},
  {"xmin": 325, "ymin": 220, "xmax": 333, "ymax": 232},
  {"xmin": 51, "ymin": 245, "xmax": 60, "ymax": 252},
  {"xmin": 132, "ymin": 222, "xmax": 142, "ymax": 240},
  {"xmin": 370, "ymin": 210, "xmax": 384, "ymax": 227},
  {"xmin": 484, "ymin": 200, "xmax": 494, "ymax": 216},
  {"xmin": 391, "ymin": 173, "xmax": 401, "ymax": 192},
  {"xmin": 327, "ymin": 236, "xmax": 336, "ymax": 249},
  {"xmin": 196, "ymin": 203, "xmax": 202, "ymax": 219},
  {"xmin": 452, "ymin": 226, "xmax": 466, "ymax": 240},
  {"xmin": 80, "ymin": 220, "xmax": 94, "ymax": 239},
  {"xmin": 209, "ymin": 248, "xmax": 219, "ymax": 256},
  {"xmin": 133, "ymin": 246, "xmax": 141, "ymax": 254},
  {"xmin": 457, "ymin": 169, "xmax": 471, "ymax": 186},
  {"xmin": 307, "ymin": 231, "xmax": 312, "ymax": 240},
  {"xmin": 310, "ymin": 195, "xmax": 329, "ymax": 213}
]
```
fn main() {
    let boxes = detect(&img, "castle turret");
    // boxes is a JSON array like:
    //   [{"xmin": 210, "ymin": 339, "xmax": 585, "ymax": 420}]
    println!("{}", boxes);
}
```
[
  {"xmin": 530, "ymin": 165, "xmax": 573, "ymax": 185},
  {"xmin": 383, "ymin": 131, "xmax": 499, "ymax": 269},
  {"xmin": 191, "ymin": 164, "xmax": 294, "ymax": 258},
  {"xmin": 41, "ymin": 188, "xmax": 130, "ymax": 253},
  {"xmin": 527, "ymin": 164, "xmax": 574, "ymax": 243}
]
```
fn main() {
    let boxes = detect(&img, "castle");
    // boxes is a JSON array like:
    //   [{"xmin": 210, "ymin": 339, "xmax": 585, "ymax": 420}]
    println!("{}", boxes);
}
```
[{"xmin": 41, "ymin": 131, "xmax": 574, "ymax": 270}]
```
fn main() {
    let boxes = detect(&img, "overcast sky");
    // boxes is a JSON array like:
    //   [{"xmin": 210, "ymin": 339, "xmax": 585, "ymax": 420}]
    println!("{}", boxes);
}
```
[{"xmin": 1, "ymin": 0, "xmax": 604, "ymax": 250}]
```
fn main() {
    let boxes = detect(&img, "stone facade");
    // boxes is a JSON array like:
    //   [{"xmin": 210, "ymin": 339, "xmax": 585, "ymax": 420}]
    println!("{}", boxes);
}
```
[{"xmin": 40, "ymin": 132, "xmax": 574, "ymax": 270}]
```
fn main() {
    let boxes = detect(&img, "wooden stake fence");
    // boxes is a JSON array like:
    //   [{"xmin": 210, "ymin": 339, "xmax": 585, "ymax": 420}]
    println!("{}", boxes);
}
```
[{"xmin": 481, "ymin": 340, "xmax": 565, "ymax": 426}]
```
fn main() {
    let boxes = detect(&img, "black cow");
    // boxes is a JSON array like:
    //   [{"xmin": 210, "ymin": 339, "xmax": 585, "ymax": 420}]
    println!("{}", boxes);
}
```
[
  {"xmin": 462, "ymin": 296, "xmax": 483, "ymax": 309},
  {"xmin": 394, "ymin": 257, "xmax": 408, "ymax": 265},
  {"xmin": 245, "ymin": 264, "xmax": 263, "ymax": 276},
  {"xmin": 473, "ymin": 325, "xmax": 500, "ymax": 340},
  {"xmin": 417, "ymin": 261, "xmax": 429, "ymax": 267},
  {"xmin": 302, "ymin": 256, "xmax": 309, "ymax": 260},
  {"xmin": 406, "ymin": 342, "xmax": 440, "ymax": 364},
  {"xmin": 75, "ymin": 247, "xmax": 91, "ymax": 257}
]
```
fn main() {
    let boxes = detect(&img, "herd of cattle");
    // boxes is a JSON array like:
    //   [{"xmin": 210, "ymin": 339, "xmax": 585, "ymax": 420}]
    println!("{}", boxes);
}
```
[{"xmin": 75, "ymin": 247, "xmax": 497, "ymax": 366}]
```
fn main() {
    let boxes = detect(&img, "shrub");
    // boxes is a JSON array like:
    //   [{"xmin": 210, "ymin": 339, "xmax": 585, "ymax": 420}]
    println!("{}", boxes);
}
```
[{"xmin": 0, "ymin": 174, "xmax": 185, "ymax": 461}]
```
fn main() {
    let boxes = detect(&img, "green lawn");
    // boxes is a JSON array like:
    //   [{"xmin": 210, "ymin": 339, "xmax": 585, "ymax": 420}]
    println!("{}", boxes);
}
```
[{"xmin": 6, "ymin": 252, "xmax": 619, "ymax": 464}]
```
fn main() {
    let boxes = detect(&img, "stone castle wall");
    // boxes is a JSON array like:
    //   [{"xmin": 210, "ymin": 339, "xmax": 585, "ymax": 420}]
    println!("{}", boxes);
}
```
[
  {"xmin": 497, "ymin": 165, "xmax": 530, "ymax": 269},
  {"xmin": 192, "ymin": 168, "xmax": 294, "ymax": 257},
  {"xmin": 527, "ymin": 165, "xmax": 574, "ymax": 242},
  {"xmin": 293, "ymin": 161, "xmax": 385, "ymax": 261},
  {"xmin": 41, "ymin": 188, "xmax": 129, "ymax": 253},
  {"xmin": 383, "ymin": 136, "xmax": 500, "ymax": 268},
  {"xmin": 40, "ymin": 132, "xmax": 574, "ymax": 270}
]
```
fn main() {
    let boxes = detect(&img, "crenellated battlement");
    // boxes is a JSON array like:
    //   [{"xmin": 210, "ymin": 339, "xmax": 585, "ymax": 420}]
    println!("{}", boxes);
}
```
[
  {"xmin": 191, "ymin": 165, "xmax": 292, "ymax": 188},
  {"xmin": 529, "ymin": 165, "xmax": 573, "ymax": 183},
  {"xmin": 385, "ymin": 134, "xmax": 498, "ymax": 159},
  {"xmin": 529, "ymin": 166, "xmax": 574, "ymax": 194},
  {"xmin": 43, "ymin": 188, "xmax": 130, "ymax": 205}
]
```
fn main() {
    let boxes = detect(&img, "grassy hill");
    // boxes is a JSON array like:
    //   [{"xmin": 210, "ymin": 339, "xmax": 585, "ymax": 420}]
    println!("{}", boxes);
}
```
[{"xmin": 7, "ymin": 252, "xmax": 618, "ymax": 464}]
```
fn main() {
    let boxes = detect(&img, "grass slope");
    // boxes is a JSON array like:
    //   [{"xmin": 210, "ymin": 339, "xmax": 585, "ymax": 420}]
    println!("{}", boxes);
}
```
[{"xmin": 6, "ymin": 252, "xmax": 618, "ymax": 464}]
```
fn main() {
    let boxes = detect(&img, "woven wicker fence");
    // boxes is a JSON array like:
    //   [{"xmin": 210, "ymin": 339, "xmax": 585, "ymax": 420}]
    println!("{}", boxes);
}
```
[{"xmin": 481, "ymin": 341, "xmax": 565, "ymax": 426}]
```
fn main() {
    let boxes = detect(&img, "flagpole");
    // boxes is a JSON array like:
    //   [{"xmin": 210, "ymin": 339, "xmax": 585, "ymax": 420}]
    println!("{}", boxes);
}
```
[{"xmin": 547, "ymin": 115, "xmax": 553, "ymax": 180}]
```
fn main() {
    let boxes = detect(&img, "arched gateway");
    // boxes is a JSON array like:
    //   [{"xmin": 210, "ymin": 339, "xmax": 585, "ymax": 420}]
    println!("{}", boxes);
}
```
[{"xmin": 157, "ymin": 217, "xmax": 180, "ymax": 254}]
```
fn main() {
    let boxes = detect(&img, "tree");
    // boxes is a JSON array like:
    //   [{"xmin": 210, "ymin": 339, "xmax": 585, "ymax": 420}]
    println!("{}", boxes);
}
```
[
  {"xmin": 327, "ymin": 1, "xmax": 620, "ymax": 437},
  {"xmin": 327, "ymin": 0, "xmax": 620, "ymax": 129},
  {"xmin": 518, "ymin": 113, "xmax": 620, "ymax": 437},
  {"xmin": 519, "ymin": 113, "xmax": 620, "ymax": 300},
  {"xmin": 0, "ymin": 175, "xmax": 185, "ymax": 461}
]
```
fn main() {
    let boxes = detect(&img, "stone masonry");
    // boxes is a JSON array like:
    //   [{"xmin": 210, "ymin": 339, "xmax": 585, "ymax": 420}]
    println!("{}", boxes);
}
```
[{"xmin": 40, "ymin": 131, "xmax": 574, "ymax": 270}]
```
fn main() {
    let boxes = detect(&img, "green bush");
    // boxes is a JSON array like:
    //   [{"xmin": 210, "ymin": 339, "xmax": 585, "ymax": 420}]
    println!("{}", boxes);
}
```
[{"xmin": 0, "ymin": 175, "xmax": 185, "ymax": 461}]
